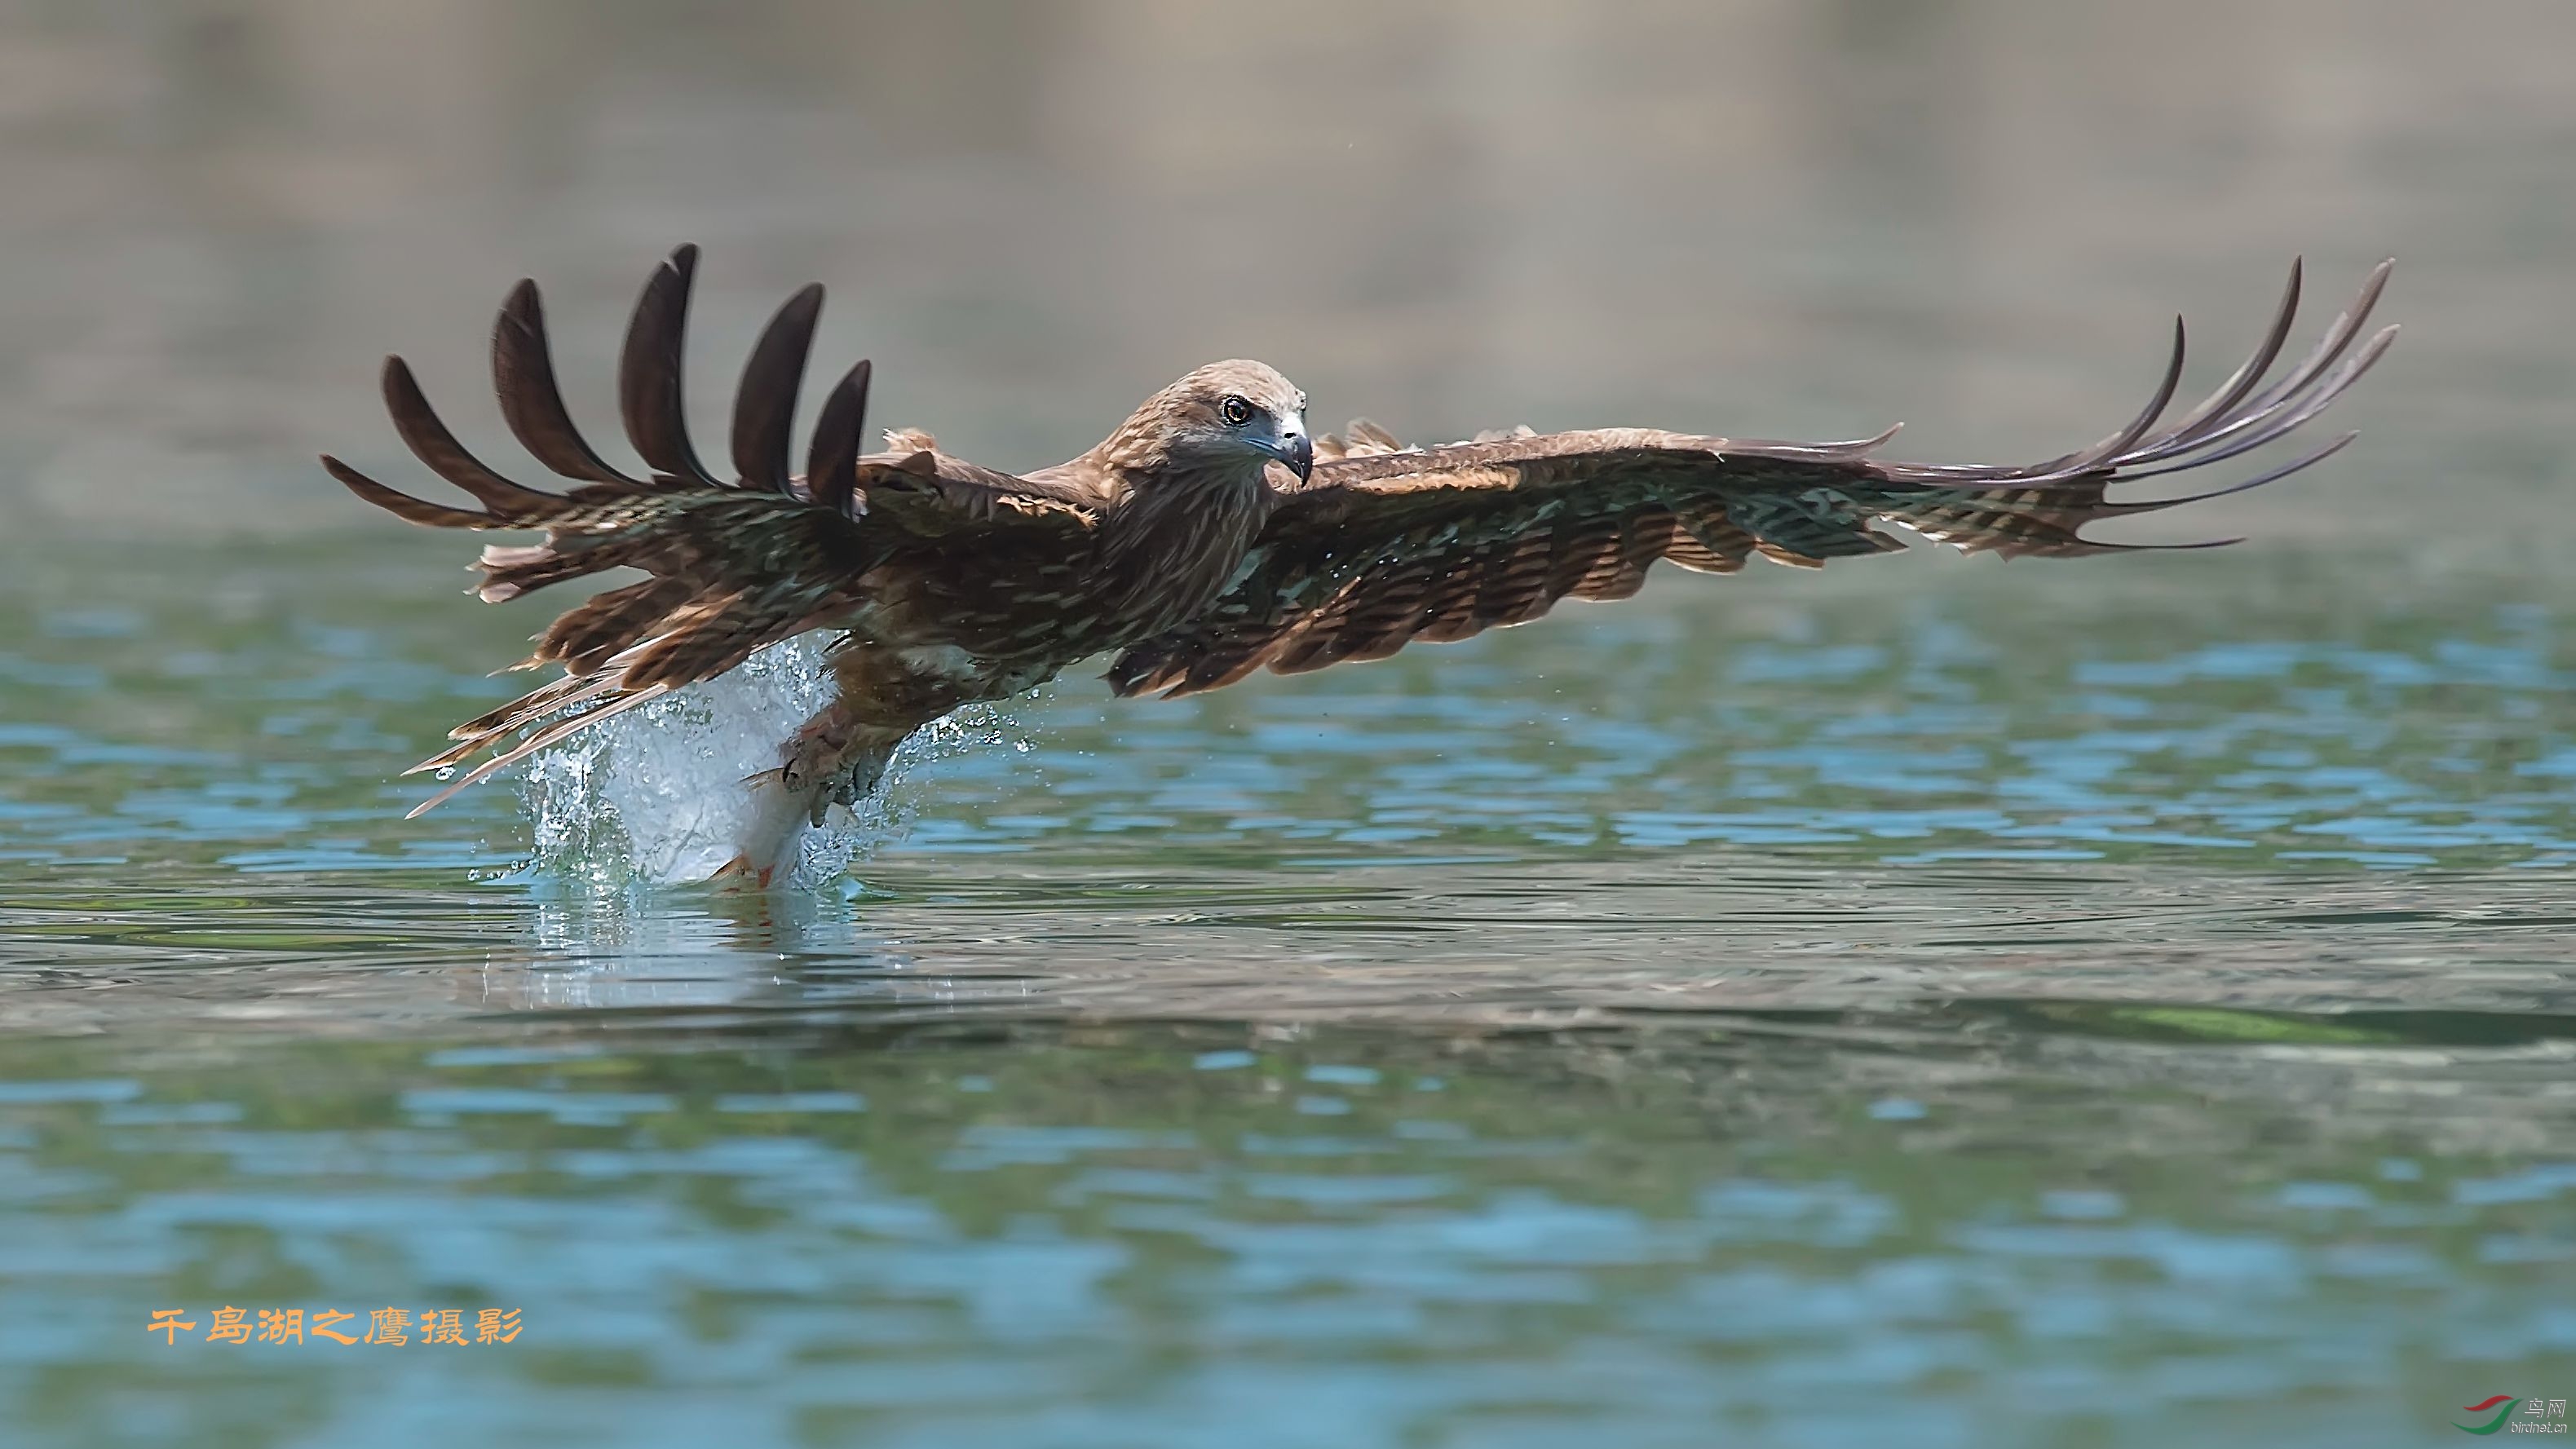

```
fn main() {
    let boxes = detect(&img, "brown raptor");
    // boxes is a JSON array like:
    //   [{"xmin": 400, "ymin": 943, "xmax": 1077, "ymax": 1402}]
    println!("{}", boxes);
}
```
[{"xmin": 325, "ymin": 246, "xmax": 2395, "ymax": 882}]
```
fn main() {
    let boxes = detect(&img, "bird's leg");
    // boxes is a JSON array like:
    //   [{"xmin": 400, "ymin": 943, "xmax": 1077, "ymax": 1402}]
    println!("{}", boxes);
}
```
[
  {"xmin": 714, "ymin": 642, "xmax": 983, "ymax": 887},
  {"xmin": 715, "ymin": 700, "xmax": 906, "ymax": 887},
  {"xmin": 782, "ymin": 709, "xmax": 906, "ymax": 826}
]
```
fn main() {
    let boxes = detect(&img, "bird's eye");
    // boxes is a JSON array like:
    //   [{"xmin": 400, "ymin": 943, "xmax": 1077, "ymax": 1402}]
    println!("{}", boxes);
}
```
[{"xmin": 1220, "ymin": 395, "xmax": 1255, "ymax": 427}]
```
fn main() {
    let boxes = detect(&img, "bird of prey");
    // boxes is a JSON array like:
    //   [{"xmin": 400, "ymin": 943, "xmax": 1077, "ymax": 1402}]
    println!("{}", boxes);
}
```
[{"xmin": 325, "ymin": 246, "xmax": 2396, "ymax": 884}]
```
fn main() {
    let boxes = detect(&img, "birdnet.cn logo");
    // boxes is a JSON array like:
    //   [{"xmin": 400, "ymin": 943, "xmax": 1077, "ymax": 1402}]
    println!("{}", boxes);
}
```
[{"xmin": 2454, "ymin": 1397, "xmax": 2569, "ymax": 1435}]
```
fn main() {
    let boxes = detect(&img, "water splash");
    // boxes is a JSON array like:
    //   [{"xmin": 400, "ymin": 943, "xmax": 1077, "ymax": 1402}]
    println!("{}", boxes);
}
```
[
  {"xmin": 506, "ymin": 638, "xmax": 856, "ymax": 889},
  {"xmin": 504, "ymin": 635, "xmax": 1044, "ymax": 890}
]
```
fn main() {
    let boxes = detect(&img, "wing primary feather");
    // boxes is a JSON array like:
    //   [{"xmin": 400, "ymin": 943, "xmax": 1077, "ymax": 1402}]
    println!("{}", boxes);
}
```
[
  {"xmin": 2101, "ymin": 321, "xmax": 2395, "ymax": 484},
  {"xmin": 2077, "ymin": 536, "xmax": 2246, "ymax": 554},
  {"xmin": 616, "ymin": 245, "xmax": 725, "ymax": 488},
  {"xmin": 380, "ymin": 357, "xmax": 559, "ymax": 516},
  {"xmin": 1884, "ymin": 259, "xmax": 2387, "ymax": 488},
  {"xmin": 731, "ymin": 282, "xmax": 824, "ymax": 495},
  {"xmin": 804, "ymin": 359, "xmax": 872, "ymax": 515},
  {"xmin": 404, "ymin": 684, "xmax": 673, "ymax": 817},
  {"xmin": 2215, "ymin": 258, "xmax": 2395, "ymax": 432},
  {"xmin": 1806, "ymin": 423, "xmax": 1903, "ymax": 457},
  {"xmin": 445, "ymin": 670, "xmax": 597, "ymax": 740},
  {"xmin": 2112, "ymin": 260, "xmax": 2391, "ymax": 472},
  {"xmin": 320, "ymin": 453, "xmax": 493, "ymax": 528},
  {"xmin": 1728, "ymin": 423, "xmax": 1903, "ymax": 461},
  {"xmin": 491, "ymin": 279, "xmax": 649, "ymax": 486},
  {"xmin": 2095, "ymin": 431, "xmax": 2360, "ymax": 512},
  {"xmin": 406, "ymin": 676, "xmax": 626, "ymax": 775},
  {"xmin": 2044, "ymin": 316, "xmax": 2189, "ymax": 476},
  {"xmin": 2111, "ymin": 327, "xmax": 2396, "ymax": 481},
  {"xmin": 2144, "ymin": 256, "xmax": 2304, "ymax": 453},
  {"xmin": 1884, "ymin": 265, "xmax": 2391, "ymax": 493},
  {"xmin": 2015, "ymin": 263, "xmax": 2300, "ymax": 479}
]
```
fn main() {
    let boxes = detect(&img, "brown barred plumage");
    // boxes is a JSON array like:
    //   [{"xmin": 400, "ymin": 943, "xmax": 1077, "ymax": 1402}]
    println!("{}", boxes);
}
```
[
  {"xmin": 1107, "ymin": 259, "xmax": 2395, "ymax": 697},
  {"xmin": 326, "ymin": 248, "xmax": 2394, "ymax": 881}
]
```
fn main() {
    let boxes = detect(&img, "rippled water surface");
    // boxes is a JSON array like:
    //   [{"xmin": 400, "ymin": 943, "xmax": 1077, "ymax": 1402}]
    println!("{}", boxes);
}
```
[{"xmin": 6, "ymin": 2, "xmax": 2576, "ymax": 1447}]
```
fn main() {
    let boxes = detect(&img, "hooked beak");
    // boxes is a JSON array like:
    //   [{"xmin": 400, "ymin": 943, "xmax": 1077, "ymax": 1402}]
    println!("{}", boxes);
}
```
[{"xmin": 1267, "ymin": 426, "xmax": 1313, "ymax": 482}]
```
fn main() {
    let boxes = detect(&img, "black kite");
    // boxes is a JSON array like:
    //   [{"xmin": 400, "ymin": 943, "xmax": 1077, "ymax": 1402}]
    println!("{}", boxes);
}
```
[{"xmin": 325, "ymin": 247, "xmax": 2396, "ymax": 881}]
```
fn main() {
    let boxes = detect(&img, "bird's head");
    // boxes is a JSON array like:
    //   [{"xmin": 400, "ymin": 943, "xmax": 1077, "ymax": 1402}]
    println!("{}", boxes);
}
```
[{"xmin": 1098, "ymin": 360, "xmax": 1310, "ymax": 483}]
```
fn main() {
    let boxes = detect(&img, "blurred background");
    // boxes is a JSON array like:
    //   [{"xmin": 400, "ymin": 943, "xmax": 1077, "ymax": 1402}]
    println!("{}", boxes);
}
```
[
  {"xmin": 2, "ymin": 0, "xmax": 2566, "ymax": 539},
  {"xmin": 4, "ymin": 3, "xmax": 2575, "ymax": 1447}
]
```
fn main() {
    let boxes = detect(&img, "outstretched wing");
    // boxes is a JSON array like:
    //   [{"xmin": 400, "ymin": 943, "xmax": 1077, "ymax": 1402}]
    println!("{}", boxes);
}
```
[
  {"xmin": 322, "ymin": 245, "xmax": 1097, "ymax": 812},
  {"xmin": 1107, "ymin": 258, "xmax": 2395, "ymax": 698}
]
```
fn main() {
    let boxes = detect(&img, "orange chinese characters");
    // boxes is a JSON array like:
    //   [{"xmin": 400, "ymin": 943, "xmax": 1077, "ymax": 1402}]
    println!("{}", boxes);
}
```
[
  {"xmin": 137, "ymin": 1305, "xmax": 519, "ymax": 1346},
  {"xmin": 255, "ymin": 1309, "xmax": 303, "ymax": 1345}
]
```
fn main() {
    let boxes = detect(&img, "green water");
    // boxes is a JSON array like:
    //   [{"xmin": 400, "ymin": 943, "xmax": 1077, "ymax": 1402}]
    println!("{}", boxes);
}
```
[
  {"xmin": 7, "ymin": 534, "xmax": 2574, "ymax": 1447},
  {"xmin": 6, "ymin": 2, "xmax": 2576, "ymax": 1446}
]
